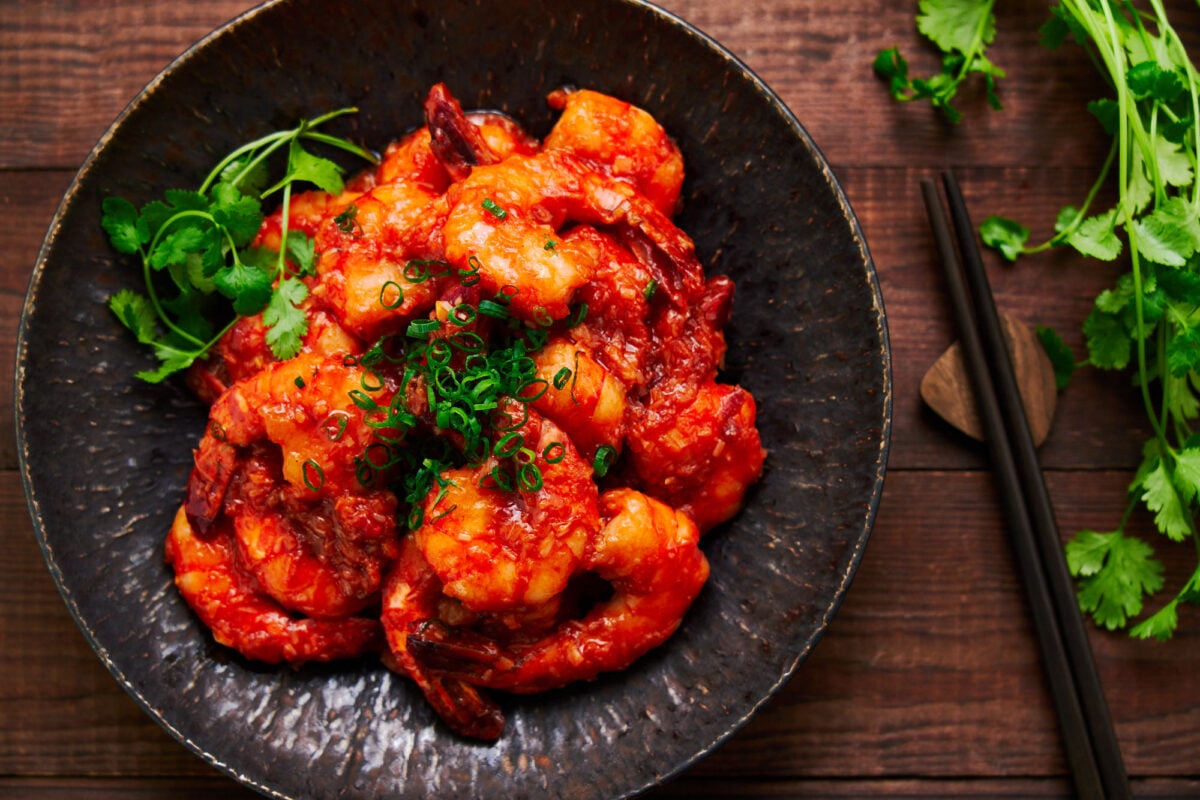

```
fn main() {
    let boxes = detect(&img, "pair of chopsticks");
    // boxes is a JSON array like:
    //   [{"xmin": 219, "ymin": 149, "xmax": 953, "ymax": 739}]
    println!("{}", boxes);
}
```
[{"xmin": 921, "ymin": 171, "xmax": 1131, "ymax": 800}]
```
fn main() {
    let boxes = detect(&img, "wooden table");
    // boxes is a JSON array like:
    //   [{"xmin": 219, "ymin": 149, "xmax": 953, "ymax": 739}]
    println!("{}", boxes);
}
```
[{"xmin": 4, "ymin": 1, "xmax": 1200, "ymax": 797}]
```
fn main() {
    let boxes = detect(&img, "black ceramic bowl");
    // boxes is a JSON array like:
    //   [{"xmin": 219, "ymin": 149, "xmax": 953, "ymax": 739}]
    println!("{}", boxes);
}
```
[{"xmin": 16, "ymin": 0, "xmax": 890, "ymax": 797}]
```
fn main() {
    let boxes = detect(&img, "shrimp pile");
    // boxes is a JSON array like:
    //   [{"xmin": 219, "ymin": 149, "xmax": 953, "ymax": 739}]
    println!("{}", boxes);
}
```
[{"xmin": 167, "ymin": 84, "xmax": 766, "ymax": 740}]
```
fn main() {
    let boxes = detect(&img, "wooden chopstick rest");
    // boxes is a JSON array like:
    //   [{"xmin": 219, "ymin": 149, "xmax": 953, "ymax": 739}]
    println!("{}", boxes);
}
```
[{"xmin": 920, "ymin": 312, "xmax": 1058, "ymax": 446}]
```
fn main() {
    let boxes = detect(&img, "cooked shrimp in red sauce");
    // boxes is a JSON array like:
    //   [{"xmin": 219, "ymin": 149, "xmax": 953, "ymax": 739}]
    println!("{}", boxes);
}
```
[{"xmin": 164, "ymin": 83, "xmax": 765, "ymax": 740}]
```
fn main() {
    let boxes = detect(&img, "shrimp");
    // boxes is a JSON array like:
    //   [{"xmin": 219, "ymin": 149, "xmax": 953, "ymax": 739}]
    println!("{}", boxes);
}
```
[
  {"xmin": 546, "ymin": 225, "xmax": 654, "ymax": 392},
  {"xmin": 309, "ymin": 179, "xmax": 450, "ymax": 342},
  {"xmin": 186, "ymin": 307, "xmax": 362, "ymax": 405},
  {"xmin": 627, "ymin": 380, "xmax": 766, "ymax": 533},
  {"xmin": 380, "ymin": 536, "xmax": 505, "ymax": 740},
  {"xmin": 531, "ymin": 338, "xmax": 628, "ymax": 462},
  {"xmin": 545, "ymin": 87, "xmax": 684, "ymax": 216},
  {"xmin": 185, "ymin": 352, "xmax": 406, "ymax": 537},
  {"xmin": 164, "ymin": 505, "xmax": 383, "ymax": 665},
  {"xmin": 407, "ymin": 488, "xmax": 708, "ymax": 694},
  {"xmin": 442, "ymin": 148, "xmax": 697, "ymax": 322},
  {"xmin": 226, "ymin": 443, "xmax": 400, "ymax": 619},
  {"xmin": 413, "ymin": 403, "xmax": 600, "ymax": 614}
]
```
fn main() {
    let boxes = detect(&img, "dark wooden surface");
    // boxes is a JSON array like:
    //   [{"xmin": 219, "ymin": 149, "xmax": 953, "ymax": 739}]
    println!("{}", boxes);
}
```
[{"xmin": 4, "ymin": 1, "xmax": 1200, "ymax": 797}]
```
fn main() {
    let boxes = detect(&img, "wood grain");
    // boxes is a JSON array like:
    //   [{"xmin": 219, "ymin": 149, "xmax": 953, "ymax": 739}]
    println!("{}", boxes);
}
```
[{"xmin": 5, "ymin": 1, "xmax": 1200, "ymax": 798}]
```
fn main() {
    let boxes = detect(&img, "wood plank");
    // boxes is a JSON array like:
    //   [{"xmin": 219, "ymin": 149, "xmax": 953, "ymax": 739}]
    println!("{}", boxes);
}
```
[
  {"xmin": 693, "ymin": 470, "xmax": 1200, "ymax": 779},
  {"xmin": 5, "ymin": 469, "xmax": 1200, "ymax": 780},
  {"xmin": 1, "ymin": 1, "xmax": 256, "ymax": 170},
  {"xmin": 1, "ymin": 170, "xmax": 75, "ymax": 471},
  {"xmin": 10, "ymin": 0, "xmax": 1199, "ymax": 171}
]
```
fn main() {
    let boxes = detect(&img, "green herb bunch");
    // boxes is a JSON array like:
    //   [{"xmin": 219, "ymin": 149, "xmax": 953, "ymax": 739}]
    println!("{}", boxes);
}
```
[
  {"xmin": 880, "ymin": 1, "xmax": 1200, "ymax": 639},
  {"xmin": 101, "ymin": 109, "xmax": 377, "ymax": 382}
]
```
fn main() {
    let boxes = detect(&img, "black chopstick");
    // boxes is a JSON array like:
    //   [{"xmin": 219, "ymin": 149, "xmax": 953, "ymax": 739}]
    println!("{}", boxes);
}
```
[{"xmin": 921, "ymin": 172, "xmax": 1131, "ymax": 800}]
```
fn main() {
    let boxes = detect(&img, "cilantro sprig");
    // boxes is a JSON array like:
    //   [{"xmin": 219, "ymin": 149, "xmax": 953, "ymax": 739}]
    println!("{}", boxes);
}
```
[
  {"xmin": 874, "ymin": 0, "xmax": 1005, "ymax": 124},
  {"xmin": 102, "ymin": 108, "xmax": 377, "ymax": 382},
  {"xmin": 888, "ymin": 1, "xmax": 1200, "ymax": 639}
]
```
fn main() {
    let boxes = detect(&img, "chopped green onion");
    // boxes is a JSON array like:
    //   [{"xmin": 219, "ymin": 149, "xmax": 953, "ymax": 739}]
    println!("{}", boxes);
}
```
[
  {"xmin": 348, "ymin": 388, "xmax": 379, "ymax": 411},
  {"xmin": 379, "ymin": 280, "xmax": 405, "ymax": 310},
  {"xmin": 407, "ymin": 318, "xmax": 441, "ymax": 338},
  {"xmin": 481, "ymin": 197, "xmax": 508, "ymax": 220},
  {"xmin": 477, "ymin": 299, "xmax": 511, "ymax": 319},
  {"xmin": 517, "ymin": 462, "xmax": 543, "ymax": 492},
  {"xmin": 459, "ymin": 256, "xmax": 484, "ymax": 287},
  {"xmin": 643, "ymin": 279, "xmax": 659, "ymax": 303},
  {"xmin": 294, "ymin": 376, "xmax": 306, "ymax": 388},
  {"xmin": 334, "ymin": 204, "xmax": 359, "ymax": 234},
  {"xmin": 592, "ymin": 444, "xmax": 617, "ymax": 478},
  {"xmin": 360, "ymin": 369, "xmax": 385, "ymax": 392},
  {"xmin": 495, "ymin": 431, "xmax": 524, "ymax": 458},
  {"xmin": 487, "ymin": 464, "xmax": 514, "ymax": 492},
  {"xmin": 302, "ymin": 459, "xmax": 325, "ymax": 491},
  {"xmin": 552, "ymin": 367, "xmax": 572, "ymax": 390},
  {"xmin": 450, "ymin": 304, "xmax": 477, "ymax": 326},
  {"xmin": 363, "ymin": 442, "xmax": 393, "ymax": 470},
  {"xmin": 324, "ymin": 412, "xmax": 349, "ymax": 441},
  {"xmin": 543, "ymin": 441, "xmax": 566, "ymax": 464},
  {"xmin": 567, "ymin": 302, "xmax": 588, "ymax": 328},
  {"xmin": 403, "ymin": 258, "xmax": 452, "ymax": 283}
]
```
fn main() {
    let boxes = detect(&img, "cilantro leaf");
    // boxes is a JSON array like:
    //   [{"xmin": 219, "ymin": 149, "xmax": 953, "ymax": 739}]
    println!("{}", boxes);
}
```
[
  {"xmin": 917, "ymin": 0, "xmax": 995, "ymax": 56},
  {"xmin": 1067, "ymin": 211, "xmax": 1122, "ymax": 261},
  {"xmin": 873, "ymin": 47, "xmax": 911, "ymax": 100},
  {"xmin": 109, "ymin": 290, "xmax": 160, "ymax": 344},
  {"xmin": 1066, "ymin": 528, "xmax": 1164, "ymax": 631},
  {"xmin": 1139, "ymin": 459, "xmax": 1192, "ymax": 542},
  {"xmin": 1127, "ymin": 61, "xmax": 1185, "ymax": 104},
  {"xmin": 979, "ymin": 215, "xmax": 1029, "ymax": 261},
  {"xmin": 263, "ymin": 277, "xmax": 310, "ymax": 360},
  {"xmin": 211, "ymin": 181, "xmax": 264, "ymax": 246},
  {"xmin": 1133, "ymin": 213, "xmax": 1195, "ymax": 267},
  {"xmin": 1171, "ymin": 447, "xmax": 1200, "ymax": 504},
  {"xmin": 281, "ymin": 141, "xmax": 345, "ymax": 195},
  {"xmin": 213, "ymin": 257, "xmax": 274, "ymax": 316},
  {"xmin": 1153, "ymin": 134, "xmax": 1194, "ymax": 189},
  {"xmin": 1130, "ymin": 600, "xmax": 1178, "ymax": 641},
  {"xmin": 284, "ymin": 230, "xmax": 317, "ymax": 276},
  {"xmin": 1087, "ymin": 98, "xmax": 1120, "ymax": 135},
  {"xmin": 1167, "ymin": 327, "xmax": 1200, "ymax": 378},
  {"xmin": 148, "ymin": 224, "xmax": 210, "ymax": 271},
  {"xmin": 1082, "ymin": 306, "xmax": 1132, "ymax": 369},
  {"xmin": 1036, "ymin": 324, "xmax": 1076, "ymax": 389},
  {"xmin": 100, "ymin": 197, "xmax": 149, "ymax": 255}
]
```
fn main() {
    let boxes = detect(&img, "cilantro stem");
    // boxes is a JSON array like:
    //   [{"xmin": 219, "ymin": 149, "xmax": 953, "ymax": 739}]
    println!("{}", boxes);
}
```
[{"xmin": 201, "ymin": 130, "xmax": 292, "ymax": 195}]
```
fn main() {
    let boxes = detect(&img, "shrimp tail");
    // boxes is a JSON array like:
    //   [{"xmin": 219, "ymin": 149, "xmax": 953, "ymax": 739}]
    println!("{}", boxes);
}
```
[
  {"xmin": 384, "ymin": 623, "xmax": 507, "ymax": 741},
  {"xmin": 406, "ymin": 619, "xmax": 516, "ymax": 680},
  {"xmin": 425, "ymin": 83, "xmax": 499, "ymax": 181},
  {"xmin": 184, "ymin": 438, "xmax": 237, "ymax": 538}
]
